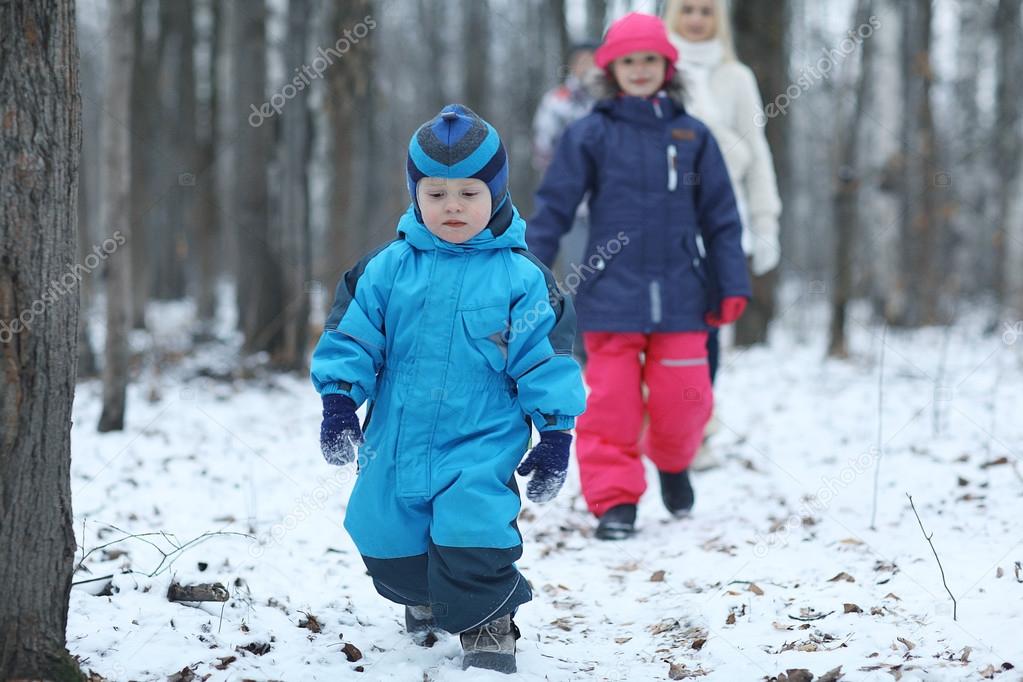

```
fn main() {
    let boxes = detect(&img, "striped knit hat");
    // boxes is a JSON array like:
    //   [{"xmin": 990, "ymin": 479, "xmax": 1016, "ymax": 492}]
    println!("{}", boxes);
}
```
[{"xmin": 407, "ymin": 104, "xmax": 509, "ymax": 218}]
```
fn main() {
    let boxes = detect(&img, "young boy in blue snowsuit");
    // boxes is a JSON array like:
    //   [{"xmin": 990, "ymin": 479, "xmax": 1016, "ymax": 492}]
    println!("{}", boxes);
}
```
[{"xmin": 310, "ymin": 104, "xmax": 586, "ymax": 674}]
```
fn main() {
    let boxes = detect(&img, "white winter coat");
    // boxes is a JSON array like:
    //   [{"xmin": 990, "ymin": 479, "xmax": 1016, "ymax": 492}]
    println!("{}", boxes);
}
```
[{"xmin": 669, "ymin": 34, "xmax": 783, "ymax": 275}]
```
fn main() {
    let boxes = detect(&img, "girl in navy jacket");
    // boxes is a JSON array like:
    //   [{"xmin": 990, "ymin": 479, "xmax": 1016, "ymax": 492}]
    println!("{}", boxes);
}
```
[{"xmin": 527, "ymin": 12, "xmax": 750, "ymax": 540}]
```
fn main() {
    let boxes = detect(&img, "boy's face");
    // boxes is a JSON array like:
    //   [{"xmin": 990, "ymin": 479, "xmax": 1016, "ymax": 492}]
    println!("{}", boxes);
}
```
[
  {"xmin": 612, "ymin": 51, "xmax": 668, "ymax": 98},
  {"xmin": 417, "ymin": 178, "xmax": 492, "ymax": 244}
]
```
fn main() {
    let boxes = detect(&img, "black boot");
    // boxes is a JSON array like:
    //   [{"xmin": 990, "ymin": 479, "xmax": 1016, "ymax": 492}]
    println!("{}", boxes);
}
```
[
  {"xmin": 595, "ymin": 503, "xmax": 637, "ymax": 540},
  {"xmin": 405, "ymin": 605, "xmax": 434, "ymax": 646},
  {"xmin": 659, "ymin": 469, "xmax": 694, "ymax": 517},
  {"xmin": 460, "ymin": 613, "xmax": 520, "ymax": 674}
]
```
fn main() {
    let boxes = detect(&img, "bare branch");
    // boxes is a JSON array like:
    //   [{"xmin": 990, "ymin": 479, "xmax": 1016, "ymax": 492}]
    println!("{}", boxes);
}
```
[{"xmin": 906, "ymin": 493, "xmax": 957, "ymax": 620}]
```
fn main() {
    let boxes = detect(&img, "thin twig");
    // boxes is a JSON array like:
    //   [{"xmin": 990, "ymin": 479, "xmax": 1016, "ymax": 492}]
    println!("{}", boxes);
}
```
[
  {"xmin": 70, "ymin": 573, "xmax": 115, "ymax": 587},
  {"xmin": 870, "ymin": 324, "xmax": 888, "ymax": 530},
  {"xmin": 73, "ymin": 522, "xmax": 252, "ymax": 582},
  {"xmin": 906, "ymin": 493, "xmax": 957, "ymax": 620}
]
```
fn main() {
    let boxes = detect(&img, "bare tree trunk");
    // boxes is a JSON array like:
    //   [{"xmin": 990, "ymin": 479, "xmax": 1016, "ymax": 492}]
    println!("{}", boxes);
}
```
[
  {"xmin": 233, "ymin": 0, "xmax": 283, "ymax": 354},
  {"xmin": 463, "ymin": 0, "xmax": 489, "ymax": 113},
  {"xmin": 98, "ymin": 0, "xmax": 136, "ymax": 433},
  {"xmin": 325, "ymin": 0, "xmax": 374, "ymax": 275},
  {"xmin": 277, "ymin": 0, "xmax": 312, "ymax": 369},
  {"xmin": 129, "ymin": 0, "xmax": 155, "ymax": 329},
  {"xmin": 994, "ymin": 0, "xmax": 1022, "ymax": 305},
  {"xmin": 77, "ymin": 46, "xmax": 100, "ymax": 376},
  {"xmin": 152, "ymin": 0, "xmax": 195, "ymax": 301},
  {"xmin": 0, "ymin": 1, "xmax": 84, "ymax": 678},
  {"xmin": 731, "ymin": 0, "xmax": 789, "ymax": 345},
  {"xmin": 894, "ymin": 0, "xmax": 941, "ymax": 327},
  {"xmin": 550, "ymin": 0, "xmax": 569, "ymax": 67},
  {"xmin": 195, "ymin": 0, "xmax": 220, "ymax": 334},
  {"xmin": 829, "ymin": 0, "xmax": 876, "ymax": 358},
  {"xmin": 586, "ymin": 0, "xmax": 607, "ymax": 38}
]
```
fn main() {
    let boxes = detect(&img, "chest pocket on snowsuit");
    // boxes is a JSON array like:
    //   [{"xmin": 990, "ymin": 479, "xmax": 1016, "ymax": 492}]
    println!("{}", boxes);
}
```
[{"xmin": 460, "ymin": 306, "xmax": 510, "ymax": 374}]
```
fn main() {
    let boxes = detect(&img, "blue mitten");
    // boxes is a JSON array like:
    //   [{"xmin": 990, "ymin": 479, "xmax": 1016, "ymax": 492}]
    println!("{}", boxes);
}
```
[
  {"xmin": 320, "ymin": 394, "xmax": 363, "ymax": 465},
  {"xmin": 516, "ymin": 431, "xmax": 572, "ymax": 503}
]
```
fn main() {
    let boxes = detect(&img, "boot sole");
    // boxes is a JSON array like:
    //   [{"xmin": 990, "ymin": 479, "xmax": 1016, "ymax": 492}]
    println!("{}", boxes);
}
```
[
  {"xmin": 463, "ymin": 651, "xmax": 517, "ymax": 674},
  {"xmin": 595, "ymin": 524, "xmax": 636, "ymax": 540}
]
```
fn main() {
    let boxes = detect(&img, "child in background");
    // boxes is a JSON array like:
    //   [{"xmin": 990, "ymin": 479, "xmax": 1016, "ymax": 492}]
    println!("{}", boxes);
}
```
[
  {"xmin": 310, "ymin": 104, "xmax": 585, "ymax": 673},
  {"xmin": 527, "ymin": 13, "xmax": 750, "ymax": 540}
]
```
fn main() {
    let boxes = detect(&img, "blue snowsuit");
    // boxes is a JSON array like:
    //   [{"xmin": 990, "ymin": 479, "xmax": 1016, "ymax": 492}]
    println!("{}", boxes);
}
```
[
  {"xmin": 310, "ymin": 197, "xmax": 586, "ymax": 633},
  {"xmin": 527, "ymin": 93, "xmax": 751, "ymax": 332}
]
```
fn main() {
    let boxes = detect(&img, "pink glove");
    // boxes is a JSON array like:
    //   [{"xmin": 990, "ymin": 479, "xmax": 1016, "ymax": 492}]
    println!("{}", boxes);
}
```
[{"xmin": 705, "ymin": 296, "xmax": 748, "ymax": 327}]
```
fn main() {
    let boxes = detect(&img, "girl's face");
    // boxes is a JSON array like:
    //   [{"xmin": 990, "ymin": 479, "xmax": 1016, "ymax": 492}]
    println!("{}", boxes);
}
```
[
  {"xmin": 611, "ymin": 51, "xmax": 668, "ymax": 98},
  {"xmin": 674, "ymin": 0, "xmax": 718, "ymax": 42},
  {"xmin": 416, "ymin": 177, "xmax": 492, "ymax": 243}
]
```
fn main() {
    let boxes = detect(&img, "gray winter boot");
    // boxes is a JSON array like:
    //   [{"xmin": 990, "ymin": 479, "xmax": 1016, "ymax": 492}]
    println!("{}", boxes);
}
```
[
  {"xmin": 405, "ymin": 605, "xmax": 434, "ymax": 645},
  {"xmin": 460, "ymin": 613, "xmax": 520, "ymax": 674}
]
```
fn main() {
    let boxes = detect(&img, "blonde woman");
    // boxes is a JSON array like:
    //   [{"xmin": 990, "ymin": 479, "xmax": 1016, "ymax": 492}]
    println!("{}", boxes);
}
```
[
  {"xmin": 664, "ymin": 0, "xmax": 782, "ymax": 468},
  {"xmin": 664, "ymin": 0, "xmax": 782, "ymax": 284}
]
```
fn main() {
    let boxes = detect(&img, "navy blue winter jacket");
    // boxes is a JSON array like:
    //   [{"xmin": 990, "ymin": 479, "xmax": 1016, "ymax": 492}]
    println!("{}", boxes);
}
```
[{"xmin": 527, "ymin": 93, "xmax": 751, "ymax": 333}]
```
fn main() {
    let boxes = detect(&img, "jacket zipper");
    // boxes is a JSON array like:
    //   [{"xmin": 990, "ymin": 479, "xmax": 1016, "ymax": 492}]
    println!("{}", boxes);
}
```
[
  {"xmin": 667, "ymin": 144, "xmax": 678, "ymax": 191},
  {"xmin": 649, "ymin": 280, "xmax": 662, "ymax": 324}
]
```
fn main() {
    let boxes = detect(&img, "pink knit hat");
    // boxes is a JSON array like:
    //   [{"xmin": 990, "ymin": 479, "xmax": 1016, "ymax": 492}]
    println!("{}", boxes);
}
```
[{"xmin": 594, "ymin": 12, "xmax": 679, "ymax": 81}]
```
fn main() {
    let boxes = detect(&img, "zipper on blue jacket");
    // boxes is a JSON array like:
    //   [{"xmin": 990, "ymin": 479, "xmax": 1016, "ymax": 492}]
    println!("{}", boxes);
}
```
[
  {"xmin": 652, "ymin": 97, "xmax": 663, "ymax": 119},
  {"xmin": 649, "ymin": 281, "xmax": 662, "ymax": 324},
  {"xmin": 667, "ymin": 144, "xmax": 678, "ymax": 191}
]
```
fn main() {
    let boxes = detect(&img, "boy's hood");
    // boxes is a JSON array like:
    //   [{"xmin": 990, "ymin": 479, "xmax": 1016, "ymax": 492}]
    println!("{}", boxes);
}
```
[{"xmin": 397, "ymin": 194, "xmax": 528, "ymax": 253}]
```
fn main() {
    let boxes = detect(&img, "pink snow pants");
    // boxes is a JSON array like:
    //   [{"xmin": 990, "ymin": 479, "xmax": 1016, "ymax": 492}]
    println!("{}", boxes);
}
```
[{"xmin": 576, "ymin": 331, "xmax": 713, "ymax": 516}]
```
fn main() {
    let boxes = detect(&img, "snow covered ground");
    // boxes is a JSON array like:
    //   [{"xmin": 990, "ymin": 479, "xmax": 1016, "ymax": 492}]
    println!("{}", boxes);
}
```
[{"xmin": 67, "ymin": 297, "xmax": 1023, "ymax": 681}]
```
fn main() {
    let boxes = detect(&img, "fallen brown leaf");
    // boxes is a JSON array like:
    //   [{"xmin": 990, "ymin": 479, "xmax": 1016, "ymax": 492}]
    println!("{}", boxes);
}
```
[
  {"xmin": 342, "ymin": 642, "xmax": 363, "ymax": 662},
  {"xmin": 980, "ymin": 456, "xmax": 1009, "ymax": 468},
  {"xmin": 843, "ymin": 603, "xmax": 862, "ymax": 614},
  {"xmin": 725, "ymin": 612, "xmax": 736, "ymax": 625},
  {"xmin": 818, "ymin": 666, "xmax": 844, "ymax": 681},
  {"xmin": 828, "ymin": 572, "xmax": 855, "ymax": 583},
  {"xmin": 298, "ymin": 612, "xmax": 322, "ymax": 633},
  {"xmin": 214, "ymin": 656, "xmax": 236, "ymax": 671},
  {"xmin": 897, "ymin": 636, "xmax": 915, "ymax": 651},
  {"xmin": 651, "ymin": 570, "xmax": 666, "ymax": 582},
  {"xmin": 748, "ymin": 583, "xmax": 765, "ymax": 596}
]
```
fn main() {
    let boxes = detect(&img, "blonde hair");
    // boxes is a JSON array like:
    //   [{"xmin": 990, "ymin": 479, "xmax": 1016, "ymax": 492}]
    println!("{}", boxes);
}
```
[{"xmin": 662, "ymin": 0, "xmax": 737, "ymax": 62}]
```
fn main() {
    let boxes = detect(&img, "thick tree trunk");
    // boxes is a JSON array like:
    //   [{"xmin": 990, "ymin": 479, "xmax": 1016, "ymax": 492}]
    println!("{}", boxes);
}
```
[
  {"xmin": 463, "ymin": 0, "xmax": 489, "ymax": 113},
  {"xmin": 325, "ymin": 0, "xmax": 374, "ymax": 275},
  {"xmin": 586, "ymin": 0, "xmax": 607, "ymax": 39},
  {"xmin": 0, "ymin": 1, "xmax": 84, "ymax": 679},
  {"xmin": 129, "ymin": 0, "xmax": 155, "ymax": 329},
  {"xmin": 277, "ymin": 0, "xmax": 313, "ymax": 369},
  {"xmin": 894, "ymin": 0, "xmax": 941, "ymax": 327},
  {"xmin": 195, "ymin": 0, "xmax": 220, "ymax": 333},
  {"xmin": 233, "ymin": 0, "xmax": 284, "ymax": 354},
  {"xmin": 828, "ymin": 0, "xmax": 876, "ymax": 358},
  {"xmin": 151, "ymin": 0, "xmax": 195, "ymax": 301},
  {"xmin": 731, "ymin": 0, "xmax": 789, "ymax": 345},
  {"xmin": 98, "ymin": 0, "xmax": 135, "ymax": 432},
  {"xmin": 994, "ymin": 0, "xmax": 1022, "ymax": 305}
]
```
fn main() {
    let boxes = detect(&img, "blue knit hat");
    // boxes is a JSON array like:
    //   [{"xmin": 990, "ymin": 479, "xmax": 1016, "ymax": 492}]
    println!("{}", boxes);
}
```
[{"xmin": 407, "ymin": 104, "xmax": 509, "ymax": 219}]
